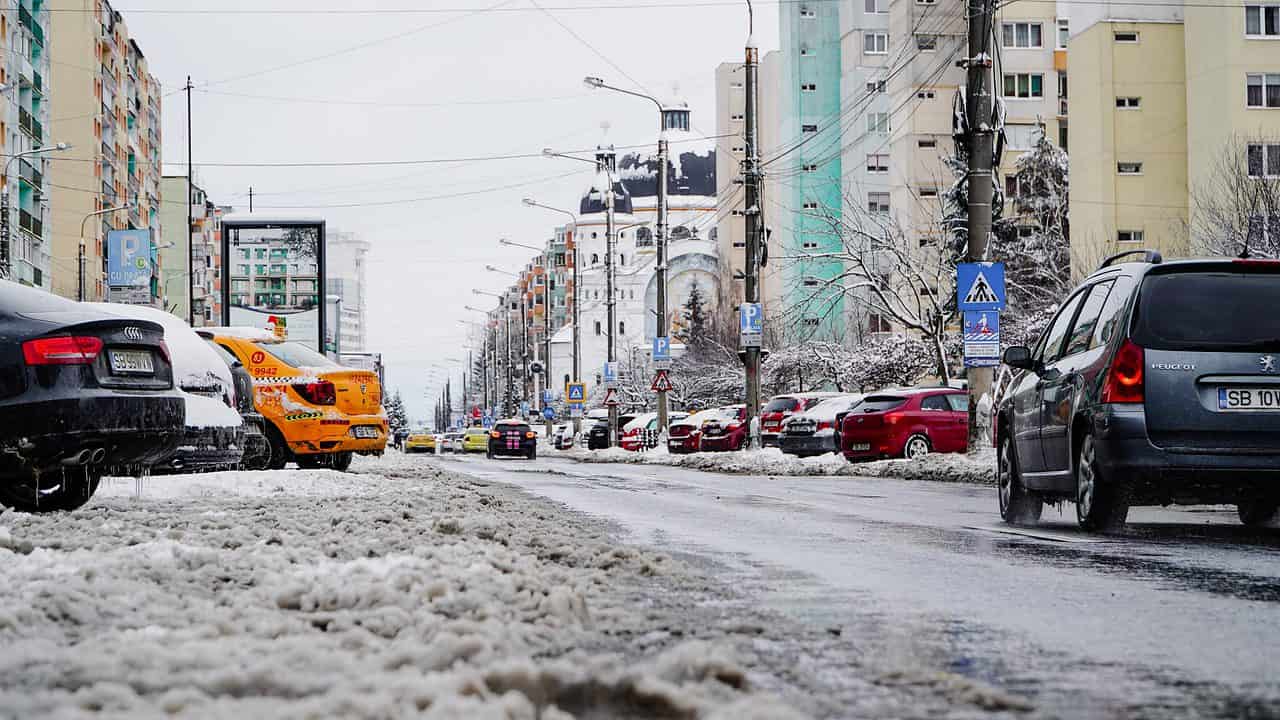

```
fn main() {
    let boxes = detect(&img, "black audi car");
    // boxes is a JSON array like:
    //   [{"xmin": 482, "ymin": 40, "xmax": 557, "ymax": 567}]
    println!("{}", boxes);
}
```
[
  {"xmin": 487, "ymin": 419, "xmax": 538, "ymax": 459},
  {"xmin": 0, "ymin": 281, "xmax": 184, "ymax": 511}
]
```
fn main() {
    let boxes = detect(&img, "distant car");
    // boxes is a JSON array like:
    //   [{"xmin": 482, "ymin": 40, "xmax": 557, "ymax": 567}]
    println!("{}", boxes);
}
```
[
  {"xmin": 840, "ymin": 388, "xmax": 968, "ymax": 461},
  {"xmin": 89, "ymin": 304, "xmax": 245, "ymax": 474},
  {"xmin": 760, "ymin": 392, "xmax": 841, "ymax": 447},
  {"xmin": 0, "ymin": 281, "xmax": 184, "ymax": 512},
  {"xmin": 488, "ymin": 419, "xmax": 537, "ymax": 459},
  {"xmin": 997, "ymin": 253, "xmax": 1280, "ymax": 531},
  {"xmin": 405, "ymin": 432, "xmax": 436, "ymax": 453},
  {"xmin": 668, "ymin": 408, "xmax": 723, "ymax": 454},
  {"xmin": 550, "ymin": 423, "xmax": 575, "ymax": 450},
  {"xmin": 586, "ymin": 412, "xmax": 635, "ymax": 450},
  {"xmin": 781, "ymin": 394, "xmax": 863, "ymax": 457},
  {"xmin": 442, "ymin": 432, "xmax": 464, "ymax": 453},
  {"xmin": 618, "ymin": 412, "xmax": 688, "ymax": 451},
  {"xmin": 699, "ymin": 405, "xmax": 750, "ymax": 452},
  {"xmin": 462, "ymin": 426, "xmax": 490, "ymax": 453}
]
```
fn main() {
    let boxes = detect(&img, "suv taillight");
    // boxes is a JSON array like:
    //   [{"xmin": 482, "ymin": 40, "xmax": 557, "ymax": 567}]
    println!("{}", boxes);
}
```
[
  {"xmin": 1102, "ymin": 339, "xmax": 1145, "ymax": 404},
  {"xmin": 292, "ymin": 380, "xmax": 336, "ymax": 405},
  {"xmin": 22, "ymin": 336, "xmax": 104, "ymax": 365}
]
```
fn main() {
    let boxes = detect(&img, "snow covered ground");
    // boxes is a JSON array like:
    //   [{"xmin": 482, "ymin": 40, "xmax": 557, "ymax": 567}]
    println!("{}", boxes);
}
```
[{"xmin": 559, "ymin": 446, "xmax": 997, "ymax": 485}]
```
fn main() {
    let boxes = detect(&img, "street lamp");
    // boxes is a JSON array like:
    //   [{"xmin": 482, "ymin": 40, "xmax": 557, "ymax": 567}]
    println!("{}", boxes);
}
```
[
  {"xmin": 585, "ymin": 75, "xmax": 690, "ymax": 432},
  {"xmin": 3, "ymin": 143, "xmax": 71, "ymax": 280},
  {"xmin": 472, "ymin": 289, "xmax": 516, "ymax": 416},
  {"xmin": 78, "ymin": 202, "xmax": 131, "ymax": 301},
  {"xmin": 464, "ymin": 306, "xmax": 498, "ymax": 413},
  {"xmin": 523, "ymin": 198, "xmax": 584, "ymax": 437}
]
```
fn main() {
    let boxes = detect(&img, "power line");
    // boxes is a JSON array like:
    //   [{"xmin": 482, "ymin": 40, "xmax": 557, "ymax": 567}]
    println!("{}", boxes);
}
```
[
  {"xmin": 254, "ymin": 169, "xmax": 590, "ymax": 209},
  {"xmin": 42, "ymin": 0, "xmax": 847, "ymax": 14},
  {"xmin": 197, "ymin": 88, "xmax": 593, "ymax": 109}
]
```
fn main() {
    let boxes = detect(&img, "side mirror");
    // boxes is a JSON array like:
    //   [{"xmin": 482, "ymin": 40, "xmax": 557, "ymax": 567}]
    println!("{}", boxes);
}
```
[{"xmin": 1003, "ymin": 346, "xmax": 1035, "ymax": 371}]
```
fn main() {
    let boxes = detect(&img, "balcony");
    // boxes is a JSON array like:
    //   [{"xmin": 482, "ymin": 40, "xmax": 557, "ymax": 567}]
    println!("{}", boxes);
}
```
[
  {"xmin": 18, "ymin": 107, "xmax": 33, "ymax": 138},
  {"xmin": 18, "ymin": 209, "xmax": 42, "ymax": 238},
  {"xmin": 1058, "ymin": 97, "xmax": 1068, "ymax": 117},
  {"xmin": 32, "ymin": 71, "xmax": 42, "ymax": 96},
  {"xmin": 18, "ymin": 159, "xmax": 42, "ymax": 189},
  {"xmin": 19, "ymin": 5, "xmax": 43, "ymax": 47}
]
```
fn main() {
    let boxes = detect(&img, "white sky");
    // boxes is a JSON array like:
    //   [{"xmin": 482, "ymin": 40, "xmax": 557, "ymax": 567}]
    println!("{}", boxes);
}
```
[{"xmin": 124, "ymin": 0, "xmax": 779, "ymax": 422}]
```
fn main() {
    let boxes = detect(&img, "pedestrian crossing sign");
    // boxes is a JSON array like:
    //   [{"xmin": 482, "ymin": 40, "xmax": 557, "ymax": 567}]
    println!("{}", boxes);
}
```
[
  {"xmin": 957, "ymin": 262, "xmax": 1006, "ymax": 312},
  {"xmin": 566, "ymin": 382, "xmax": 586, "ymax": 403}
]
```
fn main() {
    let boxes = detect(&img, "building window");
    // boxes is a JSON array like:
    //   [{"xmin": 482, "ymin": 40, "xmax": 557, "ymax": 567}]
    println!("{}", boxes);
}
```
[
  {"xmin": 800, "ymin": 5, "xmax": 816, "ymax": 17},
  {"xmin": 918, "ymin": 138, "xmax": 937, "ymax": 148},
  {"xmin": 867, "ymin": 112, "xmax": 890, "ymax": 133},
  {"xmin": 1114, "ymin": 31, "xmax": 1139, "ymax": 42},
  {"xmin": 1057, "ymin": 18, "xmax": 1070, "ymax": 48},
  {"xmin": 730, "ymin": 81, "xmax": 743, "ymax": 89},
  {"xmin": 1117, "ymin": 161, "xmax": 1144, "ymax": 174},
  {"xmin": 730, "ymin": 113, "xmax": 744, "ymax": 121},
  {"xmin": 1247, "ymin": 143, "xmax": 1280, "ymax": 177},
  {"xmin": 800, "ymin": 47, "xmax": 811, "ymax": 57},
  {"xmin": 916, "ymin": 34, "xmax": 938, "ymax": 51},
  {"xmin": 619, "ymin": 322, "xmax": 626, "ymax": 335},
  {"xmin": 802, "ymin": 241, "xmax": 819, "ymax": 250},
  {"xmin": 917, "ymin": 89, "xmax": 936, "ymax": 99},
  {"xmin": 619, "ymin": 253, "xmax": 626, "ymax": 265},
  {"xmin": 802, "ymin": 123, "xmax": 818, "ymax": 133},
  {"xmin": 919, "ymin": 187, "xmax": 939, "ymax": 198},
  {"xmin": 1002, "ymin": 22, "xmax": 1043, "ymax": 48},
  {"xmin": 591, "ymin": 253, "xmax": 599, "ymax": 264},
  {"xmin": 864, "ymin": 33, "xmax": 888, "ymax": 55},
  {"xmin": 1003, "ymin": 73, "xmax": 1044, "ymax": 98},
  {"xmin": 802, "ymin": 163, "xmax": 818, "ymax": 172},
  {"xmin": 1247, "ymin": 74, "xmax": 1280, "ymax": 107},
  {"xmin": 866, "ymin": 154, "xmax": 889, "ymax": 173},
  {"xmin": 731, "ymin": 145, "xmax": 744, "ymax": 153},
  {"xmin": 803, "ymin": 277, "xmax": 820, "ymax": 287},
  {"xmin": 800, "ymin": 82, "xmax": 817, "ymax": 92},
  {"xmin": 866, "ymin": 80, "xmax": 886, "ymax": 93},
  {"xmin": 867, "ymin": 314, "xmax": 891, "ymax": 333},
  {"xmin": 594, "ymin": 320, "xmax": 602, "ymax": 335},
  {"xmin": 865, "ymin": 0, "xmax": 887, "ymax": 12},
  {"xmin": 802, "ymin": 200, "xmax": 820, "ymax": 210},
  {"xmin": 868, "ymin": 192, "xmax": 890, "ymax": 213},
  {"xmin": 1116, "ymin": 96, "xmax": 1142, "ymax": 108},
  {"xmin": 1246, "ymin": 5, "xmax": 1280, "ymax": 36},
  {"xmin": 1117, "ymin": 230, "xmax": 1144, "ymax": 243},
  {"xmin": 802, "ymin": 318, "xmax": 821, "ymax": 326}
]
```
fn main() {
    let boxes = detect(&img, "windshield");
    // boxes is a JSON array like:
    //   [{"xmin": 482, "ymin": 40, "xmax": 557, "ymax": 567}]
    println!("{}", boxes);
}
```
[
  {"xmin": 857, "ymin": 396, "xmax": 907, "ymax": 413},
  {"xmin": 256, "ymin": 341, "xmax": 339, "ymax": 369},
  {"xmin": 763, "ymin": 397, "xmax": 798, "ymax": 413},
  {"xmin": 1132, "ymin": 271, "xmax": 1280, "ymax": 351}
]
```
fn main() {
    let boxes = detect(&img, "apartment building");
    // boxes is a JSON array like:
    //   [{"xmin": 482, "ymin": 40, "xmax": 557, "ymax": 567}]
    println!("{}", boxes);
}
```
[
  {"xmin": 326, "ymin": 230, "xmax": 371, "ymax": 352},
  {"xmin": 0, "ymin": 1, "xmax": 55, "ymax": 290},
  {"xmin": 49, "ymin": 0, "xmax": 162, "ymax": 303},
  {"xmin": 159, "ymin": 176, "xmax": 225, "ymax": 325}
]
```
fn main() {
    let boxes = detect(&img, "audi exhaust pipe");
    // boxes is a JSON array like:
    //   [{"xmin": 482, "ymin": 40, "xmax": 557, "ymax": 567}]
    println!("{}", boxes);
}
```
[
  {"xmin": 90, "ymin": 448, "xmax": 107, "ymax": 464},
  {"xmin": 61, "ymin": 450, "xmax": 92, "ymax": 466}
]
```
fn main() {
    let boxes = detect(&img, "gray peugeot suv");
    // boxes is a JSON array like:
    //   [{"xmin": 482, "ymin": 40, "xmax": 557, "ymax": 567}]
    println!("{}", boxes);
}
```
[{"xmin": 995, "ymin": 250, "xmax": 1280, "ymax": 531}]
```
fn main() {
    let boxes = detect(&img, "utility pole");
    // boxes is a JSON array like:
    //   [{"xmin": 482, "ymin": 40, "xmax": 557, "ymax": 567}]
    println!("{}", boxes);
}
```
[
  {"xmin": 249, "ymin": 187, "xmax": 254, "ymax": 213},
  {"xmin": 186, "ymin": 76, "xmax": 195, "ymax": 325},
  {"xmin": 965, "ymin": 0, "xmax": 995, "ymax": 448},
  {"xmin": 655, "ymin": 123, "xmax": 671, "ymax": 433},
  {"xmin": 504, "ymin": 296, "xmax": 514, "ymax": 417},
  {"xmin": 543, "ymin": 274, "xmax": 552, "ymax": 437},
  {"xmin": 521, "ymin": 294, "xmax": 531, "ymax": 413},
  {"xmin": 741, "ymin": 19, "xmax": 763, "ymax": 445},
  {"xmin": 571, "ymin": 226, "xmax": 582, "ymax": 438},
  {"xmin": 603, "ymin": 150, "xmax": 618, "ymax": 448}
]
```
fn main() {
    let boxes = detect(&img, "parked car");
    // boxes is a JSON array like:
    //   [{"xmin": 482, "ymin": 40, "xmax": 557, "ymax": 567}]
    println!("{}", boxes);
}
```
[
  {"xmin": 667, "ymin": 408, "xmax": 723, "ymax": 454},
  {"xmin": 840, "ymin": 387, "xmax": 968, "ymax": 461},
  {"xmin": 198, "ymin": 332, "xmax": 270, "ymax": 470},
  {"xmin": 699, "ymin": 405, "xmax": 751, "ymax": 451},
  {"xmin": 405, "ymin": 431, "xmax": 435, "ymax": 453},
  {"xmin": 462, "ymin": 426, "xmax": 490, "ymax": 453},
  {"xmin": 442, "ymin": 431, "xmax": 464, "ymax": 453},
  {"xmin": 488, "ymin": 419, "xmax": 538, "ymax": 459},
  {"xmin": 619, "ymin": 411, "xmax": 689, "ymax": 451},
  {"xmin": 208, "ymin": 327, "xmax": 387, "ymax": 471},
  {"xmin": 89, "ymin": 304, "xmax": 245, "ymax": 474},
  {"xmin": 0, "ymin": 281, "xmax": 184, "ymax": 512},
  {"xmin": 760, "ymin": 392, "xmax": 841, "ymax": 447},
  {"xmin": 550, "ymin": 423, "xmax": 575, "ymax": 450},
  {"xmin": 586, "ymin": 412, "xmax": 635, "ymax": 449},
  {"xmin": 781, "ymin": 394, "xmax": 864, "ymax": 457},
  {"xmin": 996, "ymin": 252, "xmax": 1280, "ymax": 531}
]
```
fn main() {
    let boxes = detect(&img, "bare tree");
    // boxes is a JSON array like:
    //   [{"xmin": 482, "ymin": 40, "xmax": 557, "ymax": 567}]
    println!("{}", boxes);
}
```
[{"xmin": 1190, "ymin": 135, "xmax": 1280, "ymax": 258}]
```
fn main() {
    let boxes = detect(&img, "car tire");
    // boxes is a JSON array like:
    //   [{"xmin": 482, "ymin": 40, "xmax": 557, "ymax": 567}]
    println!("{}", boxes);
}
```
[
  {"xmin": 265, "ymin": 424, "xmax": 290, "ymax": 470},
  {"xmin": 527, "ymin": 448, "xmax": 537, "ymax": 460},
  {"xmin": 0, "ymin": 468, "xmax": 102, "ymax": 513},
  {"xmin": 1075, "ymin": 432, "xmax": 1129, "ymax": 533},
  {"xmin": 998, "ymin": 435, "xmax": 1043, "ymax": 525},
  {"xmin": 331, "ymin": 452, "xmax": 353, "ymax": 472},
  {"xmin": 486, "ymin": 449, "xmax": 494, "ymax": 459},
  {"xmin": 1237, "ymin": 499, "xmax": 1279, "ymax": 527},
  {"xmin": 903, "ymin": 433, "xmax": 931, "ymax": 460}
]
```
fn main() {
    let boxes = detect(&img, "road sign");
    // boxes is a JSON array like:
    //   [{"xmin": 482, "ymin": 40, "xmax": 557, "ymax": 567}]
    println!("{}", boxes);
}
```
[
  {"xmin": 543, "ymin": 406, "xmax": 555, "ymax": 420},
  {"xmin": 603, "ymin": 388, "xmax": 620, "ymax": 406},
  {"xmin": 651, "ymin": 369, "xmax": 674, "ymax": 392},
  {"xmin": 739, "ymin": 303, "xmax": 763, "ymax": 347},
  {"xmin": 520, "ymin": 401, "xmax": 530, "ymax": 416},
  {"xmin": 543, "ymin": 389, "xmax": 552, "ymax": 403},
  {"xmin": 482, "ymin": 415, "xmax": 493, "ymax": 428},
  {"xmin": 962, "ymin": 311, "xmax": 1001, "ymax": 368},
  {"xmin": 569, "ymin": 404, "xmax": 583, "ymax": 418},
  {"xmin": 957, "ymin": 262, "xmax": 1006, "ymax": 312},
  {"xmin": 603, "ymin": 361, "xmax": 619, "ymax": 388},
  {"xmin": 566, "ymin": 382, "xmax": 586, "ymax": 403}
]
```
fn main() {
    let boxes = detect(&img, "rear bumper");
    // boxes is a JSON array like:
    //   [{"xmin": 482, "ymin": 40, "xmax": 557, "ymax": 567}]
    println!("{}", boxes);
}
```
[
  {"xmin": 699, "ymin": 434, "xmax": 742, "ymax": 451},
  {"xmin": 285, "ymin": 413, "xmax": 388, "ymax": 456},
  {"xmin": 0, "ymin": 393, "xmax": 185, "ymax": 475},
  {"xmin": 761, "ymin": 431, "xmax": 782, "ymax": 447},
  {"xmin": 667, "ymin": 435, "xmax": 697, "ymax": 454},
  {"xmin": 488, "ymin": 441, "xmax": 535, "ymax": 456},
  {"xmin": 156, "ymin": 423, "xmax": 246, "ymax": 474},
  {"xmin": 1095, "ymin": 406, "xmax": 1280, "ymax": 503},
  {"xmin": 781, "ymin": 433, "xmax": 836, "ymax": 456}
]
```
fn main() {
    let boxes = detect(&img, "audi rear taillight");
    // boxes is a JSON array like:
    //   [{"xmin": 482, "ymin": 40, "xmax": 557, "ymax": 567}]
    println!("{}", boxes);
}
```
[
  {"xmin": 292, "ymin": 380, "xmax": 336, "ymax": 405},
  {"xmin": 22, "ymin": 336, "xmax": 104, "ymax": 366},
  {"xmin": 1102, "ymin": 339, "xmax": 1145, "ymax": 404},
  {"xmin": 157, "ymin": 339, "xmax": 172, "ymax": 364}
]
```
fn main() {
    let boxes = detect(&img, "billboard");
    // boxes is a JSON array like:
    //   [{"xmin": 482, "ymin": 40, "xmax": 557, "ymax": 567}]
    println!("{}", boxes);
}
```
[
  {"xmin": 107, "ymin": 229, "xmax": 152, "ymax": 288},
  {"xmin": 221, "ymin": 217, "xmax": 326, "ymax": 352}
]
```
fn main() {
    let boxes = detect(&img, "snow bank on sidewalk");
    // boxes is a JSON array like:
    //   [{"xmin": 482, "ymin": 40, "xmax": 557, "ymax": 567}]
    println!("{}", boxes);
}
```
[
  {"xmin": 0, "ymin": 460, "xmax": 805, "ymax": 718},
  {"xmin": 560, "ymin": 446, "xmax": 996, "ymax": 485}
]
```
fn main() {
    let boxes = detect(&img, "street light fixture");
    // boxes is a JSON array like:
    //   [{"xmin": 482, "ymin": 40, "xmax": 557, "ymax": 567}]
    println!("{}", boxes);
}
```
[
  {"xmin": 77, "ymin": 203, "xmax": 132, "ymax": 301},
  {"xmin": 3, "ymin": 143, "xmax": 72, "ymax": 280}
]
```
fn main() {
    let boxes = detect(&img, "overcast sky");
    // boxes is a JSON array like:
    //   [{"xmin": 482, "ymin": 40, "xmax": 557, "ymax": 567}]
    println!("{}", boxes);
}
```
[{"xmin": 124, "ymin": 0, "xmax": 779, "ymax": 422}]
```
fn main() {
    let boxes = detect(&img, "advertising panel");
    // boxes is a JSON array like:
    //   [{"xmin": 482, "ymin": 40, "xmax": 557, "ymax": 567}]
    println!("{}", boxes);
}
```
[
  {"xmin": 106, "ymin": 229, "xmax": 152, "ymax": 288},
  {"xmin": 221, "ymin": 218, "xmax": 326, "ymax": 352}
]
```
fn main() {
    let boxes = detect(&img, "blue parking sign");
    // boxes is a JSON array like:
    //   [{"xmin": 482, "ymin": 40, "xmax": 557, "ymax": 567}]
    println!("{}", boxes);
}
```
[
  {"xmin": 652, "ymin": 336, "xmax": 671, "ymax": 361},
  {"xmin": 739, "ymin": 303, "xmax": 763, "ymax": 334}
]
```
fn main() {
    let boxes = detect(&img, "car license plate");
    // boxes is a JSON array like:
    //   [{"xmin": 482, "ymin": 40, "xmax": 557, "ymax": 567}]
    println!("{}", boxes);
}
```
[
  {"xmin": 848, "ymin": 443, "xmax": 871, "ymax": 451},
  {"xmin": 108, "ymin": 349, "xmax": 154, "ymax": 375},
  {"xmin": 353, "ymin": 426, "xmax": 379, "ymax": 439},
  {"xmin": 1218, "ymin": 387, "xmax": 1280, "ymax": 411}
]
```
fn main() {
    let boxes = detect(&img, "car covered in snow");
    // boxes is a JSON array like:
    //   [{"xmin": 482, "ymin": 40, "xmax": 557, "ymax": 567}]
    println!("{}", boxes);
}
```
[
  {"xmin": 780, "ymin": 394, "xmax": 864, "ymax": 457},
  {"xmin": 760, "ymin": 392, "xmax": 841, "ymax": 447},
  {"xmin": 0, "ymin": 281, "xmax": 184, "ymax": 512},
  {"xmin": 550, "ymin": 423, "xmax": 574, "ymax": 450},
  {"xmin": 198, "ymin": 331, "xmax": 270, "ymax": 470},
  {"xmin": 667, "ymin": 408, "xmax": 724, "ymax": 454},
  {"xmin": 619, "ymin": 411, "xmax": 688, "ymax": 451},
  {"xmin": 698, "ymin": 405, "xmax": 750, "ymax": 452},
  {"xmin": 487, "ymin": 419, "xmax": 537, "ymax": 459},
  {"xmin": 207, "ymin": 327, "xmax": 388, "ymax": 471},
  {"xmin": 840, "ymin": 387, "xmax": 968, "ymax": 461},
  {"xmin": 89, "ymin": 304, "xmax": 245, "ymax": 474}
]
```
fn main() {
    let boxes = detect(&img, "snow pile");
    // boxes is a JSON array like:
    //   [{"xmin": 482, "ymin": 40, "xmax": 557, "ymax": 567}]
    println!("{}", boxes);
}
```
[
  {"xmin": 182, "ymin": 391, "xmax": 243, "ymax": 429},
  {"xmin": 0, "ymin": 461, "xmax": 804, "ymax": 718},
  {"xmin": 561, "ymin": 446, "xmax": 996, "ymax": 485}
]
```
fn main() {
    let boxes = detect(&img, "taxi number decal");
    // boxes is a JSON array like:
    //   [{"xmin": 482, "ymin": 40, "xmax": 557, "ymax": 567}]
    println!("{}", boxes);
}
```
[{"xmin": 250, "ymin": 351, "xmax": 266, "ymax": 364}]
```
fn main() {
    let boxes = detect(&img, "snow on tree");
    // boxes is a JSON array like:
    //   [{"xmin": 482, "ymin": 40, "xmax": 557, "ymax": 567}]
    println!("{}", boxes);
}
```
[
  {"xmin": 674, "ymin": 282, "xmax": 713, "ymax": 357},
  {"xmin": 993, "ymin": 128, "xmax": 1072, "ymax": 311},
  {"xmin": 1190, "ymin": 135, "xmax": 1280, "ymax": 258},
  {"xmin": 384, "ymin": 391, "xmax": 409, "ymax": 435}
]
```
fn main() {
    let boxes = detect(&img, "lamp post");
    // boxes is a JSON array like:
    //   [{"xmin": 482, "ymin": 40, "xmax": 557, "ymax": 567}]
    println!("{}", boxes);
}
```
[
  {"xmin": 485, "ymin": 263, "xmax": 533, "ymax": 418},
  {"xmin": 472, "ymin": 289, "xmax": 514, "ymax": 416},
  {"xmin": 544, "ymin": 147, "xmax": 619, "ymax": 447},
  {"xmin": 2, "ymin": 142, "xmax": 71, "ymax": 281},
  {"xmin": 520, "ymin": 201, "xmax": 581, "ymax": 439},
  {"xmin": 78, "ymin": 203, "xmax": 131, "ymax": 301}
]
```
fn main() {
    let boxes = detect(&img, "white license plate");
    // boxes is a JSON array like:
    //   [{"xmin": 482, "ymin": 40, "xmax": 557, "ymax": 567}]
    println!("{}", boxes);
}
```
[
  {"xmin": 1218, "ymin": 387, "xmax": 1280, "ymax": 411},
  {"xmin": 108, "ymin": 349, "xmax": 154, "ymax": 375},
  {"xmin": 848, "ymin": 443, "xmax": 871, "ymax": 451},
  {"xmin": 353, "ymin": 426, "xmax": 379, "ymax": 438}
]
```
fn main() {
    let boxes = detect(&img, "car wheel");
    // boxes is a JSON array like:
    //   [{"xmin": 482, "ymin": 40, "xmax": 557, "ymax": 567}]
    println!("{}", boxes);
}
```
[
  {"xmin": 265, "ymin": 424, "xmax": 290, "ymax": 470},
  {"xmin": 1075, "ymin": 432, "xmax": 1129, "ymax": 532},
  {"xmin": 998, "ymin": 435, "xmax": 1043, "ymax": 525},
  {"xmin": 331, "ymin": 452, "xmax": 353, "ymax": 472},
  {"xmin": 527, "ymin": 448, "xmax": 537, "ymax": 460},
  {"xmin": 295, "ymin": 454, "xmax": 324, "ymax": 469},
  {"xmin": 0, "ymin": 468, "xmax": 102, "ymax": 513},
  {"xmin": 903, "ymin": 434, "xmax": 931, "ymax": 460},
  {"xmin": 1237, "ymin": 498, "xmax": 1279, "ymax": 527}
]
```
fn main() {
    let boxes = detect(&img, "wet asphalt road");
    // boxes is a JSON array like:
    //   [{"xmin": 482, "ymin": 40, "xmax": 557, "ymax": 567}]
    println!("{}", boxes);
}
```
[{"xmin": 435, "ymin": 453, "xmax": 1280, "ymax": 719}]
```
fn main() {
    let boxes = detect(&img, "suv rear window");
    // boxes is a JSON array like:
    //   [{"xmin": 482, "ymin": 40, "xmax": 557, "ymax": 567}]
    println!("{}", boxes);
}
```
[
  {"xmin": 495, "ymin": 423, "xmax": 530, "ymax": 433},
  {"xmin": 1132, "ymin": 271, "xmax": 1280, "ymax": 351},
  {"xmin": 856, "ymin": 396, "xmax": 906, "ymax": 412},
  {"xmin": 764, "ymin": 397, "xmax": 798, "ymax": 413}
]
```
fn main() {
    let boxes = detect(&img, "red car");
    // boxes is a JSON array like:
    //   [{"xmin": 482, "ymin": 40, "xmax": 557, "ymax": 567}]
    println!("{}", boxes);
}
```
[
  {"xmin": 840, "ymin": 388, "xmax": 969, "ymax": 461},
  {"xmin": 698, "ymin": 405, "xmax": 750, "ymax": 451},
  {"xmin": 667, "ymin": 408, "xmax": 722, "ymax": 454},
  {"xmin": 760, "ymin": 392, "xmax": 840, "ymax": 447}
]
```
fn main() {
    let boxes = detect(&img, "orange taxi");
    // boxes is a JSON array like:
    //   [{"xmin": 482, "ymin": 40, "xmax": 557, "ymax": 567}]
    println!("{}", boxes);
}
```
[{"xmin": 207, "ymin": 328, "xmax": 387, "ymax": 470}]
